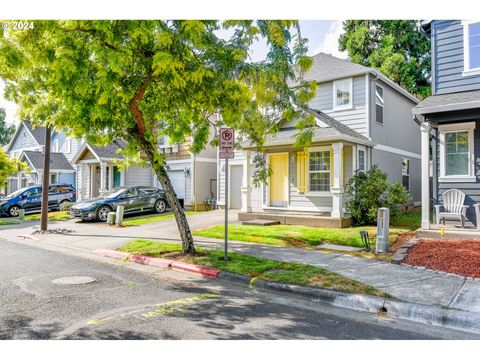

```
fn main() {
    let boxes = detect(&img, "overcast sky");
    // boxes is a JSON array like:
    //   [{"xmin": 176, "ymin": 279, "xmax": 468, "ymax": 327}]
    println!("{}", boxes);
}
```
[{"xmin": 0, "ymin": 20, "xmax": 346, "ymax": 126}]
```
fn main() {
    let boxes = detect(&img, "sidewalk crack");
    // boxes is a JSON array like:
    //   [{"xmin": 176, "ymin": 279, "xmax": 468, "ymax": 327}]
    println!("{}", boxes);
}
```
[
  {"xmin": 447, "ymin": 278, "xmax": 467, "ymax": 308},
  {"xmin": 376, "ymin": 274, "xmax": 440, "ymax": 288}
]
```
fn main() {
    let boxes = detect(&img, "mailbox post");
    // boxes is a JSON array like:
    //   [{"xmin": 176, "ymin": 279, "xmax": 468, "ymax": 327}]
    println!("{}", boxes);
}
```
[{"xmin": 376, "ymin": 207, "xmax": 390, "ymax": 253}]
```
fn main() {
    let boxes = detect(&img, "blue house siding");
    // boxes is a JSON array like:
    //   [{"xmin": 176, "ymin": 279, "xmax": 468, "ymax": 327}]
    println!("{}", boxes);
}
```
[
  {"xmin": 432, "ymin": 20, "xmax": 480, "ymax": 95},
  {"xmin": 431, "ymin": 113, "xmax": 480, "ymax": 225},
  {"xmin": 52, "ymin": 132, "xmax": 83, "ymax": 163},
  {"xmin": 8, "ymin": 125, "xmax": 40, "ymax": 156},
  {"xmin": 58, "ymin": 172, "xmax": 76, "ymax": 188}
]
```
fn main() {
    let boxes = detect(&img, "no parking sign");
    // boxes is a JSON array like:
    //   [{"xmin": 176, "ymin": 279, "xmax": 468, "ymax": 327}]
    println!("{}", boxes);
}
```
[{"xmin": 219, "ymin": 128, "xmax": 234, "ymax": 159}]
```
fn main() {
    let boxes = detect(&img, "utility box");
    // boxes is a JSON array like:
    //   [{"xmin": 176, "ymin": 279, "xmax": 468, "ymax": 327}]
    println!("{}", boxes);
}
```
[{"xmin": 376, "ymin": 207, "xmax": 390, "ymax": 253}]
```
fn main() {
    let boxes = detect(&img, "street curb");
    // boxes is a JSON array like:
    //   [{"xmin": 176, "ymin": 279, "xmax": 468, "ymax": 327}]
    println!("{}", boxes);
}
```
[
  {"xmin": 18, "ymin": 234, "xmax": 40, "ymax": 241},
  {"xmin": 217, "ymin": 271, "xmax": 480, "ymax": 335},
  {"xmin": 94, "ymin": 249, "xmax": 480, "ymax": 334},
  {"xmin": 95, "ymin": 249, "xmax": 220, "ymax": 279}
]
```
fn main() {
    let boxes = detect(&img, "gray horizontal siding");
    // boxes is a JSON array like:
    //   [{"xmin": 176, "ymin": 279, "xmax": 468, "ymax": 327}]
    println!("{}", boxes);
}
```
[
  {"xmin": 433, "ymin": 20, "xmax": 480, "ymax": 95},
  {"xmin": 9, "ymin": 125, "xmax": 39, "ymax": 155}
]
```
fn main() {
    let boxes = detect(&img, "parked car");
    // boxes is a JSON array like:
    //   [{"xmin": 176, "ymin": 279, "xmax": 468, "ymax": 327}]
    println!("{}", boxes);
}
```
[
  {"xmin": 0, "ymin": 184, "xmax": 77, "ymax": 217},
  {"xmin": 70, "ymin": 186, "xmax": 168, "ymax": 222}
]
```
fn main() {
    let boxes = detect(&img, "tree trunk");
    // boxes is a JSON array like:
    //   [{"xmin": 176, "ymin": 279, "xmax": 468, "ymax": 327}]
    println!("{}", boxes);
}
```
[{"xmin": 139, "ymin": 138, "xmax": 196, "ymax": 254}]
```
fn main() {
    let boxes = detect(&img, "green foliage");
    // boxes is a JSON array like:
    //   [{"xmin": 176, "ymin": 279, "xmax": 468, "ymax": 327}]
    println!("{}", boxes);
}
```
[
  {"xmin": 0, "ymin": 107, "xmax": 15, "ymax": 145},
  {"xmin": 118, "ymin": 239, "xmax": 389, "ymax": 297},
  {"xmin": 345, "ymin": 165, "xmax": 412, "ymax": 226},
  {"xmin": 338, "ymin": 20, "xmax": 431, "ymax": 99},
  {"xmin": 0, "ymin": 147, "xmax": 26, "ymax": 189},
  {"xmin": 59, "ymin": 201, "xmax": 74, "ymax": 211}
]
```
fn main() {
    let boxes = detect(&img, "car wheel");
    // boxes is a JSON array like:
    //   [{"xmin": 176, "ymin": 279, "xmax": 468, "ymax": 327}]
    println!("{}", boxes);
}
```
[
  {"xmin": 96, "ymin": 205, "xmax": 111, "ymax": 222},
  {"xmin": 8, "ymin": 205, "xmax": 21, "ymax": 217},
  {"xmin": 154, "ymin": 199, "xmax": 167, "ymax": 214}
]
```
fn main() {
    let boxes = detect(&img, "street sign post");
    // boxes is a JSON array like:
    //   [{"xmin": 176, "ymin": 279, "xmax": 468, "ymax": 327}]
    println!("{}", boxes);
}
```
[{"xmin": 219, "ymin": 128, "xmax": 235, "ymax": 260}]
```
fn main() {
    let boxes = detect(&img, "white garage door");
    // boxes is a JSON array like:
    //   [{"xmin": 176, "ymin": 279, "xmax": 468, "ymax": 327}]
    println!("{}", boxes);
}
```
[
  {"xmin": 229, "ymin": 165, "xmax": 243, "ymax": 209},
  {"xmin": 168, "ymin": 170, "xmax": 186, "ymax": 200},
  {"xmin": 154, "ymin": 170, "xmax": 186, "ymax": 200}
]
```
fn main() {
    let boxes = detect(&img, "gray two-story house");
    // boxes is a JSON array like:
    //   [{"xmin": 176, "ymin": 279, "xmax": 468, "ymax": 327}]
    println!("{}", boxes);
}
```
[
  {"xmin": 218, "ymin": 53, "xmax": 421, "ymax": 227},
  {"xmin": 413, "ymin": 20, "xmax": 480, "ymax": 229}
]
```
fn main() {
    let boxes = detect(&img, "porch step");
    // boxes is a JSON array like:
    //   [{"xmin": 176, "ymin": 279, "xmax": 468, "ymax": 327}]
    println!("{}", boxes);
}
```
[
  {"xmin": 242, "ymin": 219, "xmax": 280, "ymax": 226},
  {"xmin": 238, "ymin": 212, "xmax": 352, "ymax": 228},
  {"xmin": 416, "ymin": 229, "xmax": 480, "ymax": 240}
]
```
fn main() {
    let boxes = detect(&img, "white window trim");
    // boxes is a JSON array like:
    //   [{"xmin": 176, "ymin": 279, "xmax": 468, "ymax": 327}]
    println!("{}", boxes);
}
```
[
  {"xmin": 53, "ymin": 139, "xmax": 59, "ymax": 153},
  {"xmin": 462, "ymin": 20, "xmax": 480, "ymax": 76},
  {"xmin": 307, "ymin": 146, "xmax": 331, "ymax": 194},
  {"xmin": 357, "ymin": 145, "xmax": 366, "ymax": 172},
  {"xmin": 65, "ymin": 138, "xmax": 71, "ymax": 154},
  {"xmin": 402, "ymin": 158, "xmax": 410, "ymax": 190},
  {"xmin": 438, "ymin": 121, "xmax": 476, "ymax": 183},
  {"xmin": 375, "ymin": 83, "xmax": 384, "ymax": 125},
  {"xmin": 332, "ymin": 77, "xmax": 353, "ymax": 111}
]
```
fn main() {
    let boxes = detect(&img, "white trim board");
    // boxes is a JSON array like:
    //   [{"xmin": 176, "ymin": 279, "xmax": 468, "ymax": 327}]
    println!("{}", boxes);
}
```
[{"xmin": 374, "ymin": 144, "xmax": 421, "ymax": 160}]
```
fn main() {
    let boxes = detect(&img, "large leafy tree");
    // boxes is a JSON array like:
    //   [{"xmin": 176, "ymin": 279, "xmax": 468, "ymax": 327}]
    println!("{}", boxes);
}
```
[
  {"xmin": 0, "ymin": 107, "xmax": 15, "ymax": 145},
  {"xmin": 338, "ymin": 20, "xmax": 431, "ymax": 99},
  {"xmin": 0, "ymin": 20, "xmax": 315, "ymax": 253}
]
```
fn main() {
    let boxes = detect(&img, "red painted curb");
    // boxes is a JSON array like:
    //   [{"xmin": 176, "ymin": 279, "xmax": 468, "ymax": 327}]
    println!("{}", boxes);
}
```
[
  {"xmin": 17, "ymin": 234, "xmax": 40, "ymax": 241},
  {"xmin": 129, "ymin": 254, "xmax": 172, "ymax": 269},
  {"xmin": 95, "ymin": 249, "xmax": 220, "ymax": 278},
  {"xmin": 170, "ymin": 261, "xmax": 220, "ymax": 279}
]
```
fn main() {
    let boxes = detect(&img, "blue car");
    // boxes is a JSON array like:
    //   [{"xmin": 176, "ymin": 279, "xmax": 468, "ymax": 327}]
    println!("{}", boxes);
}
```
[{"xmin": 0, "ymin": 184, "xmax": 77, "ymax": 217}]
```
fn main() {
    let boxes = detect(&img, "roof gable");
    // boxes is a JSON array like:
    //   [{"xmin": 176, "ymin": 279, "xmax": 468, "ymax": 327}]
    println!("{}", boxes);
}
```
[
  {"xmin": 21, "ymin": 150, "xmax": 74, "ymax": 171},
  {"xmin": 6, "ymin": 121, "xmax": 41, "ymax": 153}
]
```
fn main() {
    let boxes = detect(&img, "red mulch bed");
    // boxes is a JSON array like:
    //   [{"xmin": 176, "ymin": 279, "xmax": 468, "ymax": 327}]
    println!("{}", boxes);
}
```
[{"xmin": 405, "ymin": 239, "xmax": 480, "ymax": 278}]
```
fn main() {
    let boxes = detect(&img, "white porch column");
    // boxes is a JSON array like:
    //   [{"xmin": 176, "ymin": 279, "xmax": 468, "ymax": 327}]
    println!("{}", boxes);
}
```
[
  {"xmin": 331, "ymin": 143, "xmax": 344, "ymax": 219},
  {"xmin": 37, "ymin": 171, "xmax": 43, "ymax": 186},
  {"xmin": 108, "ymin": 165, "xmax": 114, "ymax": 191},
  {"xmin": 241, "ymin": 151, "xmax": 252, "ymax": 213},
  {"xmin": 421, "ymin": 122, "xmax": 431, "ymax": 229},
  {"xmin": 120, "ymin": 169, "xmax": 126, "ymax": 186},
  {"xmin": 17, "ymin": 172, "xmax": 22, "ymax": 188},
  {"xmin": 99, "ymin": 161, "xmax": 107, "ymax": 195},
  {"xmin": 80, "ymin": 164, "xmax": 87, "ymax": 200}
]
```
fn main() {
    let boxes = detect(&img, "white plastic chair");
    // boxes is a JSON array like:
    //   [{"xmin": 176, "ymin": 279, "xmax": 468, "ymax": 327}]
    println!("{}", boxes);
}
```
[{"xmin": 434, "ymin": 189, "xmax": 469, "ymax": 228}]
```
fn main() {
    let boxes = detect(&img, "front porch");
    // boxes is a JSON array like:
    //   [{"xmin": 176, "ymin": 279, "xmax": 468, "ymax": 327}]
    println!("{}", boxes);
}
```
[{"xmin": 238, "ymin": 210, "xmax": 352, "ymax": 228}]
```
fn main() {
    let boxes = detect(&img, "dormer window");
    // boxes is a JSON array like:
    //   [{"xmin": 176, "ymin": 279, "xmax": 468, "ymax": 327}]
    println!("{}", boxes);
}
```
[
  {"xmin": 463, "ymin": 21, "xmax": 480, "ymax": 75},
  {"xmin": 333, "ymin": 78, "xmax": 353, "ymax": 110}
]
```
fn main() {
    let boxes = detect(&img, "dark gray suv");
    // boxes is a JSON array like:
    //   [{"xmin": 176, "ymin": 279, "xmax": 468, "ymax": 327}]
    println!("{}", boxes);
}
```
[{"xmin": 70, "ymin": 186, "xmax": 169, "ymax": 221}]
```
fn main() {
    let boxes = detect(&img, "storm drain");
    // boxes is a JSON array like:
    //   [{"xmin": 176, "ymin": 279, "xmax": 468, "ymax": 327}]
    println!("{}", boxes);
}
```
[{"xmin": 52, "ymin": 276, "xmax": 97, "ymax": 285}]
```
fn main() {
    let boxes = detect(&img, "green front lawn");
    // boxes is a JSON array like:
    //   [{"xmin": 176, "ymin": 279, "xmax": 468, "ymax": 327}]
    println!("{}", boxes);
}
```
[
  {"xmin": 0, "ymin": 220, "xmax": 17, "ymax": 226},
  {"xmin": 23, "ymin": 211, "xmax": 71, "ymax": 221},
  {"xmin": 118, "ymin": 239, "xmax": 390, "ymax": 297},
  {"xmin": 121, "ymin": 211, "xmax": 200, "ymax": 226},
  {"xmin": 192, "ymin": 211, "xmax": 420, "ymax": 249}
]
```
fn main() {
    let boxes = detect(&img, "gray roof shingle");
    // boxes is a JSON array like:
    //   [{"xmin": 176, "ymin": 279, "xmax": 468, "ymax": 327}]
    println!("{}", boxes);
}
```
[
  {"xmin": 22, "ymin": 150, "xmax": 74, "ymax": 171},
  {"xmin": 88, "ymin": 139, "xmax": 126, "ymax": 159},
  {"xmin": 412, "ymin": 90, "xmax": 480, "ymax": 115},
  {"xmin": 242, "ymin": 108, "xmax": 373, "ymax": 148}
]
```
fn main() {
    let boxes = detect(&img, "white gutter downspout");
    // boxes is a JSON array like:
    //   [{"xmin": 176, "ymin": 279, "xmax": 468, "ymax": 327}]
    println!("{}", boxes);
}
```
[{"xmin": 365, "ymin": 73, "xmax": 370, "ymax": 139}]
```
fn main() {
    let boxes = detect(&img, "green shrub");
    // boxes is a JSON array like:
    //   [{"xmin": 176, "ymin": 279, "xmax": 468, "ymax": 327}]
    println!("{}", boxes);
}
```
[
  {"xmin": 345, "ymin": 165, "xmax": 411, "ymax": 226},
  {"xmin": 59, "ymin": 201, "xmax": 74, "ymax": 211}
]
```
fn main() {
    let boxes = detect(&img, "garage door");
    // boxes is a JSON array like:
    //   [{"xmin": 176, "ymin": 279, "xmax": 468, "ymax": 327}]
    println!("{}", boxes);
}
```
[
  {"xmin": 168, "ymin": 170, "xmax": 186, "ymax": 200},
  {"xmin": 154, "ymin": 170, "xmax": 186, "ymax": 200},
  {"xmin": 229, "ymin": 165, "xmax": 243, "ymax": 209}
]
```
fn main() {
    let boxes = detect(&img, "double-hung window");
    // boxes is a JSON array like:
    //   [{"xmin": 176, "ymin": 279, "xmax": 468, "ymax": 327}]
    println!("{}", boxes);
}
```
[
  {"xmin": 375, "ymin": 84, "xmax": 384, "ymax": 125},
  {"xmin": 439, "ymin": 122, "xmax": 476, "ymax": 182},
  {"xmin": 308, "ymin": 149, "xmax": 330, "ymax": 192},
  {"xmin": 463, "ymin": 21, "xmax": 480, "ymax": 75},
  {"xmin": 65, "ymin": 138, "xmax": 71, "ymax": 154},
  {"xmin": 402, "ymin": 159, "xmax": 410, "ymax": 190},
  {"xmin": 357, "ymin": 146, "xmax": 366, "ymax": 172},
  {"xmin": 333, "ymin": 78, "xmax": 353, "ymax": 110}
]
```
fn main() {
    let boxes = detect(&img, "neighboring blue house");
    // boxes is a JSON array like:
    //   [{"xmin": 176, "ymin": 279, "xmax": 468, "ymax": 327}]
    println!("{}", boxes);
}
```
[
  {"xmin": 413, "ymin": 20, "xmax": 480, "ymax": 229},
  {"xmin": 5, "ymin": 120, "xmax": 82, "ymax": 193}
]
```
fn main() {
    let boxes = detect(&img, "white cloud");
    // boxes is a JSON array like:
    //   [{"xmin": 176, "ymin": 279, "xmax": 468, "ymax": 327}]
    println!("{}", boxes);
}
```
[{"xmin": 310, "ymin": 21, "xmax": 347, "ymax": 59}]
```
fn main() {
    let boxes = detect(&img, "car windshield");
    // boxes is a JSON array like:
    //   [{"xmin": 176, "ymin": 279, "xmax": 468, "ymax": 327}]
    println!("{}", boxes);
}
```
[
  {"xmin": 104, "ymin": 188, "xmax": 127, "ymax": 199},
  {"xmin": 4, "ymin": 188, "xmax": 27, "ymax": 200}
]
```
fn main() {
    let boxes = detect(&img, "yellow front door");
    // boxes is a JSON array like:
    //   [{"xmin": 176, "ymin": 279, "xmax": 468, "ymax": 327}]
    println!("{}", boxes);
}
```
[{"xmin": 269, "ymin": 153, "xmax": 289, "ymax": 207}]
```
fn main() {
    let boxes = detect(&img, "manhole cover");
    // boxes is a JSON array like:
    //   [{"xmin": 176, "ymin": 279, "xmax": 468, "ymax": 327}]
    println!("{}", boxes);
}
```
[{"xmin": 52, "ymin": 276, "xmax": 97, "ymax": 285}]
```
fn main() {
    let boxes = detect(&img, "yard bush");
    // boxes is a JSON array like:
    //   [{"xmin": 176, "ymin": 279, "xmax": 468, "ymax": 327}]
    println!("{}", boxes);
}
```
[
  {"xmin": 59, "ymin": 201, "xmax": 74, "ymax": 212},
  {"xmin": 345, "ymin": 165, "xmax": 411, "ymax": 226}
]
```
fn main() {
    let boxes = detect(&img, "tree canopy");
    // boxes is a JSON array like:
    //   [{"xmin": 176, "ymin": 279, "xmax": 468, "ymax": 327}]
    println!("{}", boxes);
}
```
[
  {"xmin": 0, "ymin": 20, "xmax": 315, "ymax": 252},
  {"xmin": 0, "ymin": 147, "xmax": 26, "ymax": 191},
  {"xmin": 338, "ymin": 20, "xmax": 431, "ymax": 99},
  {"xmin": 0, "ymin": 107, "xmax": 15, "ymax": 145}
]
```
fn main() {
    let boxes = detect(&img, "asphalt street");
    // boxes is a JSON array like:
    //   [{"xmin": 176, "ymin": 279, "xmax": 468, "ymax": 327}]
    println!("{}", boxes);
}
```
[{"xmin": 0, "ymin": 240, "xmax": 478, "ymax": 340}]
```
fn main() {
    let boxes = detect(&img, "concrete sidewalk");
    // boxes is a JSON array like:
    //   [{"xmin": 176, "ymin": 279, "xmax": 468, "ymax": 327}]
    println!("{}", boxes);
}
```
[{"xmin": 2, "ymin": 211, "xmax": 479, "ymax": 315}]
